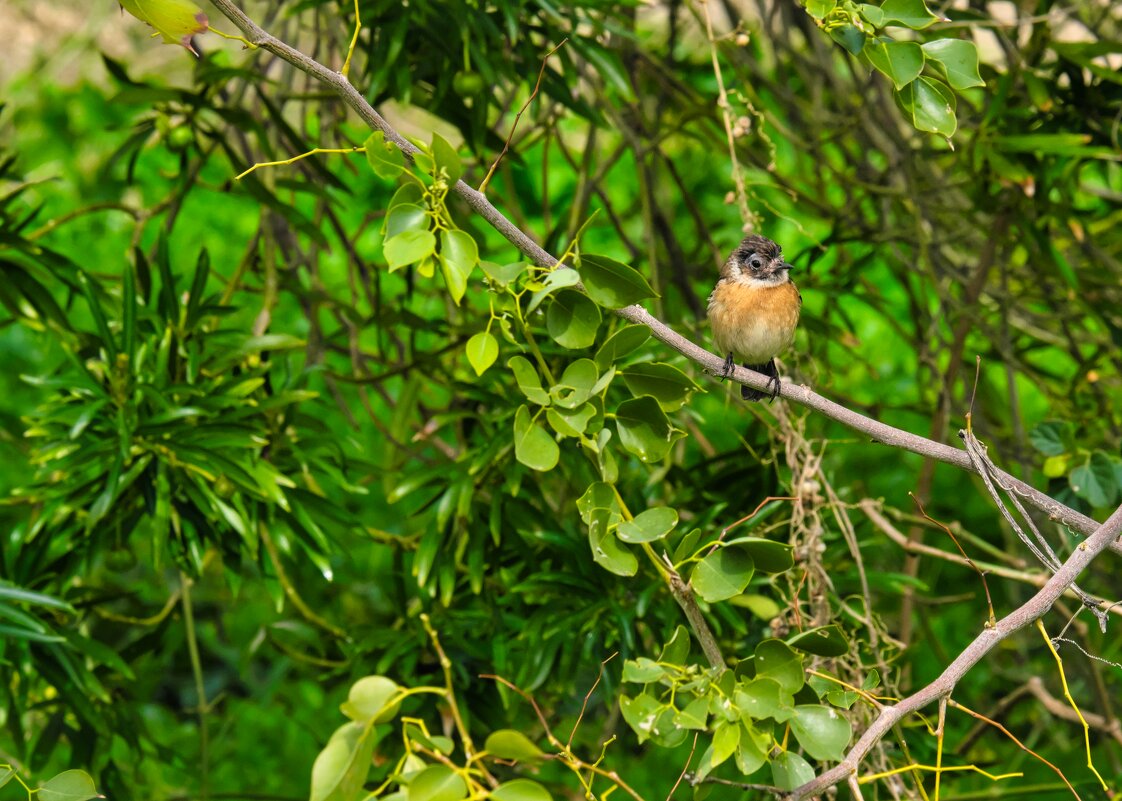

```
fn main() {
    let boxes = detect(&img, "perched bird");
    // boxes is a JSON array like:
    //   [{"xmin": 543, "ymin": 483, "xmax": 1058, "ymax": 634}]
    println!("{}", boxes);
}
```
[{"xmin": 706, "ymin": 235, "xmax": 801, "ymax": 401}]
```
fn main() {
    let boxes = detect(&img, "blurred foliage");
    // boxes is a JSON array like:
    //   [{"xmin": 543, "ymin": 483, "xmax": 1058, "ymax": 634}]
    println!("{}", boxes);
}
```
[{"xmin": 0, "ymin": 0, "xmax": 1120, "ymax": 799}]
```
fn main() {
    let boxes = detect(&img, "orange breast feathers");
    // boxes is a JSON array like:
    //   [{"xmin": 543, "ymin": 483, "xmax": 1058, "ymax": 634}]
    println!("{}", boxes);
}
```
[{"xmin": 707, "ymin": 279, "xmax": 801, "ymax": 365}]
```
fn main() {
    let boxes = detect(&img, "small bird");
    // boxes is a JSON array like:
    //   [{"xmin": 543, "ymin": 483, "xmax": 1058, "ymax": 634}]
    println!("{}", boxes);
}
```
[{"xmin": 707, "ymin": 235, "xmax": 801, "ymax": 401}]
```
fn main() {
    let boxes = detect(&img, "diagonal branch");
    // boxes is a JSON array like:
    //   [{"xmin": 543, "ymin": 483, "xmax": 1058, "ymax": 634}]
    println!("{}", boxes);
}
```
[
  {"xmin": 205, "ymin": 0, "xmax": 1120, "ymax": 557},
  {"xmin": 789, "ymin": 501, "xmax": 1122, "ymax": 799}
]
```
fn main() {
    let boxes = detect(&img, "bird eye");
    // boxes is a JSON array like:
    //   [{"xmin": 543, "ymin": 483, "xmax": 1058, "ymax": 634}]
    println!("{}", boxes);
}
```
[{"xmin": 749, "ymin": 257, "xmax": 763, "ymax": 270}]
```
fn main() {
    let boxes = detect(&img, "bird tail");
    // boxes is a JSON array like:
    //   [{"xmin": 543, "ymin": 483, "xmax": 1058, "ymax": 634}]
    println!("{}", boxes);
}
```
[{"xmin": 741, "ymin": 360, "xmax": 778, "ymax": 401}]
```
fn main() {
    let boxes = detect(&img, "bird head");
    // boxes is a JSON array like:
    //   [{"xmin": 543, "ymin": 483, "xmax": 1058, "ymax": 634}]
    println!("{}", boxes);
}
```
[{"xmin": 721, "ymin": 235, "xmax": 792, "ymax": 284}]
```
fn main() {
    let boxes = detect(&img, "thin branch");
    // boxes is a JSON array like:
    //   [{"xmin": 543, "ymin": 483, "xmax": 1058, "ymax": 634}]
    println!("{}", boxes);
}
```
[
  {"xmin": 207, "ymin": 0, "xmax": 1121, "ymax": 560},
  {"xmin": 478, "ymin": 39, "xmax": 568, "ymax": 194}
]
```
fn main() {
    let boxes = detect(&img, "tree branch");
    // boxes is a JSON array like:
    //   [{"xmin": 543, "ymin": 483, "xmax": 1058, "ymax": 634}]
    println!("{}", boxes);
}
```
[
  {"xmin": 789, "ymin": 501, "xmax": 1122, "ymax": 799},
  {"xmin": 205, "ymin": 0, "xmax": 1120, "ymax": 559}
]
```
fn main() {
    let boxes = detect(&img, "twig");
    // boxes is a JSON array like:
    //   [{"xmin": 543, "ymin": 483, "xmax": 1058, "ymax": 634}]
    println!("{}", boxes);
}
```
[
  {"xmin": 478, "ymin": 39, "xmax": 568, "ymax": 194},
  {"xmin": 567, "ymin": 652, "xmax": 617, "ymax": 750},
  {"xmin": 666, "ymin": 733, "xmax": 698, "ymax": 801},
  {"xmin": 910, "ymin": 493, "xmax": 995, "ymax": 625},
  {"xmin": 948, "ymin": 699, "xmax": 1081, "ymax": 800}
]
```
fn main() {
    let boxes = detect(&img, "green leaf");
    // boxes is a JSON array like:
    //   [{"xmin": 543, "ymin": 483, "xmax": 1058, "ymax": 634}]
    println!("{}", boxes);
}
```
[
  {"xmin": 675, "ymin": 695, "xmax": 710, "ymax": 730},
  {"xmin": 440, "ymin": 229, "xmax": 478, "ymax": 304},
  {"xmin": 622, "ymin": 657, "xmax": 667, "ymax": 683},
  {"xmin": 408, "ymin": 764, "xmax": 467, "ymax": 801},
  {"xmin": 119, "ymin": 0, "xmax": 209, "ymax": 53},
  {"xmin": 484, "ymin": 730, "xmax": 544, "ymax": 761},
  {"xmin": 805, "ymin": 0, "xmax": 835, "ymax": 20},
  {"xmin": 492, "ymin": 780, "xmax": 552, "ymax": 801},
  {"xmin": 691, "ymin": 546, "xmax": 754, "ymax": 602},
  {"xmin": 551, "ymin": 359, "xmax": 598, "ymax": 409},
  {"xmin": 922, "ymin": 39, "xmax": 985, "ymax": 90},
  {"xmin": 589, "ymin": 509, "xmax": 638, "ymax": 576},
  {"xmin": 829, "ymin": 24, "xmax": 866, "ymax": 55},
  {"xmin": 547, "ymin": 290, "xmax": 601, "ymax": 349},
  {"xmin": 619, "ymin": 692, "xmax": 662, "ymax": 744},
  {"xmin": 1029, "ymin": 420, "xmax": 1073, "ymax": 456},
  {"xmin": 1070, "ymin": 452, "xmax": 1118, "ymax": 508},
  {"xmin": 790, "ymin": 704, "xmax": 852, "ymax": 761},
  {"xmin": 339, "ymin": 675, "xmax": 401, "ymax": 723},
  {"xmin": 614, "ymin": 396, "xmax": 683, "ymax": 463},
  {"xmin": 38, "ymin": 770, "xmax": 101, "ymax": 801},
  {"xmin": 310, "ymin": 721, "xmax": 379, "ymax": 801},
  {"xmin": 879, "ymin": 0, "xmax": 941, "ymax": 29},
  {"xmin": 546, "ymin": 402, "xmax": 596, "ymax": 437},
  {"xmin": 900, "ymin": 76, "xmax": 956, "ymax": 136},
  {"xmin": 730, "ymin": 593, "xmax": 782, "ymax": 620},
  {"xmin": 430, "ymin": 132, "xmax": 463, "ymax": 184},
  {"xmin": 754, "ymin": 640, "xmax": 805, "ymax": 694},
  {"xmin": 480, "ymin": 261, "xmax": 527, "ymax": 286},
  {"xmin": 736, "ymin": 723, "xmax": 769, "ymax": 775},
  {"xmin": 620, "ymin": 363, "xmax": 701, "ymax": 411},
  {"xmin": 724, "ymin": 537, "xmax": 794, "ymax": 573},
  {"xmin": 384, "ymin": 203, "xmax": 428, "ymax": 238},
  {"xmin": 659, "ymin": 625, "xmax": 691, "ymax": 664},
  {"xmin": 508, "ymin": 356, "xmax": 550, "ymax": 405},
  {"xmin": 711, "ymin": 721, "xmax": 740, "ymax": 768},
  {"xmin": 527, "ymin": 268, "xmax": 580, "ymax": 315},
  {"xmin": 788, "ymin": 625, "xmax": 851, "ymax": 657},
  {"xmin": 384, "ymin": 229, "xmax": 436, "ymax": 271},
  {"xmin": 735, "ymin": 677, "xmax": 795, "ymax": 723},
  {"xmin": 364, "ymin": 130, "xmax": 405, "ymax": 178},
  {"xmin": 595, "ymin": 325, "xmax": 651, "ymax": 370},
  {"xmin": 857, "ymin": 3, "xmax": 885, "ymax": 26},
  {"xmin": 865, "ymin": 40, "xmax": 924, "ymax": 90},
  {"xmin": 771, "ymin": 751, "xmax": 816, "ymax": 791},
  {"xmin": 995, "ymin": 133, "xmax": 1096, "ymax": 155},
  {"xmin": 466, "ymin": 332, "xmax": 499, "ymax": 376},
  {"xmin": 576, "ymin": 481, "xmax": 621, "ymax": 525},
  {"xmin": 0, "ymin": 582, "xmax": 75, "ymax": 612},
  {"xmin": 618, "ymin": 506, "xmax": 678, "ymax": 543},
  {"xmin": 513, "ymin": 405, "xmax": 559, "ymax": 472},
  {"xmin": 578, "ymin": 254, "xmax": 658, "ymax": 308}
]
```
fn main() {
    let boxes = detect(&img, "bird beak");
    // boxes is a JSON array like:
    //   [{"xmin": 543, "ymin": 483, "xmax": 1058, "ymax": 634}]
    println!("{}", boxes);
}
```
[{"xmin": 782, "ymin": 261, "xmax": 794, "ymax": 272}]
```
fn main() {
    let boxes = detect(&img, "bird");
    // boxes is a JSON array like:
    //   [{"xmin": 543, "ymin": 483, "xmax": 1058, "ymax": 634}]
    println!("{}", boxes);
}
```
[{"xmin": 706, "ymin": 234, "xmax": 801, "ymax": 401}]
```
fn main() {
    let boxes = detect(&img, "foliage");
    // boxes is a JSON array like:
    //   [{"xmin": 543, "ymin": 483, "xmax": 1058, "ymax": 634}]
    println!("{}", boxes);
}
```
[{"xmin": 0, "ymin": 0, "xmax": 1120, "ymax": 799}]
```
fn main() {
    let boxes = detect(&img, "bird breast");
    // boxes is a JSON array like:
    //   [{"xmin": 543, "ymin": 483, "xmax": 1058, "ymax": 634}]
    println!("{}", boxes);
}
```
[{"xmin": 707, "ymin": 279, "xmax": 800, "ymax": 364}]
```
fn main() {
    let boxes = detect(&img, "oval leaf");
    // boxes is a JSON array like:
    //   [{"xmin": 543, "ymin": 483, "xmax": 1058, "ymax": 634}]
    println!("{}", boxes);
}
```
[
  {"xmin": 484, "ymin": 730, "xmax": 544, "ymax": 761},
  {"xmin": 691, "ymin": 546, "xmax": 754, "ymax": 602},
  {"xmin": 578, "ymin": 254, "xmax": 657, "ymax": 308},
  {"xmin": 547, "ymin": 291, "xmax": 601, "ymax": 349},
  {"xmin": 492, "ymin": 780, "xmax": 552, "ymax": 801},
  {"xmin": 617, "ymin": 506, "xmax": 678, "ymax": 543},
  {"xmin": 385, "ymin": 229, "xmax": 436, "ymax": 272},
  {"xmin": 921, "ymin": 39, "xmax": 985, "ymax": 90},
  {"xmin": 771, "ymin": 751, "xmax": 816, "ymax": 791},
  {"xmin": 790, "ymin": 704, "xmax": 853, "ymax": 761},
  {"xmin": 614, "ymin": 396, "xmax": 683, "ymax": 463},
  {"xmin": 513, "ymin": 405, "xmax": 559, "ymax": 472},
  {"xmin": 408, "ymin": 765, "xmax": 467, "ymax": 801},
  {"xmin": 340, "ymin": 675, "xmax": 401, "ymax": 723},
  {"xmin": 466, "ymin": 332, "xmax": 499, "ymax": 376},
  {"xmin": 119, "ymin": 0, "xmax": 208, "ymax": 54},
  {"xmin": 38, "ymin": 770, "xmax": 101, "ymax": 801}
]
